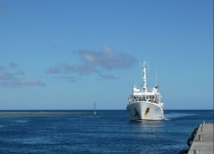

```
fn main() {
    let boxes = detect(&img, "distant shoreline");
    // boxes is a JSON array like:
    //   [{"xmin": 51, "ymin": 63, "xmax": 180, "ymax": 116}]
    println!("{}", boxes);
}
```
[
  {"xmin": 0, "ymin": 109, "xmax": 212, "ymax": 116},
  {"xmin": 0, "ymin": 111, "xmax": 93, "ymax": 117},
  {"xmin": 0, "ymin": 109, "xmax": 213, "ymax": 111}
]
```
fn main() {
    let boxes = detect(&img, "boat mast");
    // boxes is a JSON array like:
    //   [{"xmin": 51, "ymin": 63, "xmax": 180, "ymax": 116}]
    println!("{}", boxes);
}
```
[
  {"xmin": 142, "ymin": 61, "xmax": 148, "ymax": 91},
  {"xmin": 155, "ymin": 66, "xmax": 158, "ymax": 88}
]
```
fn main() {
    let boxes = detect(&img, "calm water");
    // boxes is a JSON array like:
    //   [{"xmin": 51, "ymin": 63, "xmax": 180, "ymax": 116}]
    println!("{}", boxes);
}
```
[{"xmin": 0, "ymin": 110, "xmax": 213, "ymax": 154}]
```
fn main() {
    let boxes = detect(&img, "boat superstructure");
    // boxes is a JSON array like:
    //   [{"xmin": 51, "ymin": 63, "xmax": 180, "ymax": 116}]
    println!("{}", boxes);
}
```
[{"xmin": 126, "ymin": 61, "xmax": 164, "ymax": 121}]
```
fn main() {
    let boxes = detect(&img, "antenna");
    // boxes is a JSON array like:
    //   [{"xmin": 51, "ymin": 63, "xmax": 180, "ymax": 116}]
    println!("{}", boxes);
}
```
[{"xmin": 155, "ymin": 66, "xmax": 159, "ymax": 89}]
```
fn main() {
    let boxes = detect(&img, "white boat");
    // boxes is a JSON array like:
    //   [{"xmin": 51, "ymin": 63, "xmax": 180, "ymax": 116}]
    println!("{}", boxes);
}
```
[{"xmin": 126, "ymin": 61, "xmax": 165, "ymax": 121}]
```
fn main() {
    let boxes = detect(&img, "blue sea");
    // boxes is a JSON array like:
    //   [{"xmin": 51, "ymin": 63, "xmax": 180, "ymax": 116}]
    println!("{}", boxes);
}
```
[{"xmin": 0, "ymin": 110, "xmax": 213, "ymax": 154}]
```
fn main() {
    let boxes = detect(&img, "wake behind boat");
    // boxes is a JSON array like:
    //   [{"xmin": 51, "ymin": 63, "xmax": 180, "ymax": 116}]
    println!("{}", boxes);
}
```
[{"xmin": 126, "ymin": 62, "xmax": 164, "ymax": 121}]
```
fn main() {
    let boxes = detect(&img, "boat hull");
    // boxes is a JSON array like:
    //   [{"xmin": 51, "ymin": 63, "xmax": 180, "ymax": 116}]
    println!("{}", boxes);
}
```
[{"xmin": 126, "ymin": 101, "xmax": 164, "ymax": 121}]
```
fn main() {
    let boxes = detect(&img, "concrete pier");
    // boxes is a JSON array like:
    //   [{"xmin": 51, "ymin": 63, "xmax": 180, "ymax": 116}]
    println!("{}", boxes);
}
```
[{"xmin": 187, "ymin": 122, "xmax": 213, "ymax": 154}]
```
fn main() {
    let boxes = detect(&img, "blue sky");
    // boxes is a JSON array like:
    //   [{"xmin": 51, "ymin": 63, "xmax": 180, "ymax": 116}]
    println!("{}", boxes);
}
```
[{"xmin": 0, "ymin": 0, "xmax": 213, "ymax": 110}]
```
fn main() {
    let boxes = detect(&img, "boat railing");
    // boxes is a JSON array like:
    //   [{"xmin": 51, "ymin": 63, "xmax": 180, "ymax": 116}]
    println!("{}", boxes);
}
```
[
  {"xmin": 141, "ymin": 88, "xmax": 153, "ymax": 93},
  {"xmin": 147, "ymin": 88, "xmax": 154, "ymax": 92},
  {"xmin": 131, "ymin": 97, "xmax": 160, "ymax": 104}
]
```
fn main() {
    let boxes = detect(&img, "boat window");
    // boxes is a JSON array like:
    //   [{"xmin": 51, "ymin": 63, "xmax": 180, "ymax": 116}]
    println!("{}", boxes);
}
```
[{"xmin": 136, "ymin": 97, "xmax": 138, "ymax": 101}]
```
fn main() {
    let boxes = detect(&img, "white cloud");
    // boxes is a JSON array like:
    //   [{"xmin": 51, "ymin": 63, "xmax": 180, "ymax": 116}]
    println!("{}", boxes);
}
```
[
  {"xmin": 57, "ymin": 61, "xmax": 98, "ymax": 74},
  {"xmin": 99, "ymin": 74, "xmax": 118, "ymax": 79},
  {"xmin": 47, "ymin": 46, "xmax": 136, "ymax": 82},
  {"xmin": 56, "ymin": 76, "xmax": 77, "ymax": 83},
  {"xmin": 75, "ymin": 46, "xmax": 136, "ymax": 70},
  {"xmin": 0, "ymin": 71, "xmax": 15, "ymax": 80},
  {"xmin": 15, "ymin": 78, "xmax": 45, "ymax": 86},
  {"xmin": 46, "ymin": 67, "xmax": 61, "ymax": 74},
  {"xmin": 0, "ymin": 63, "xmax": 45, "ymax": 87}
]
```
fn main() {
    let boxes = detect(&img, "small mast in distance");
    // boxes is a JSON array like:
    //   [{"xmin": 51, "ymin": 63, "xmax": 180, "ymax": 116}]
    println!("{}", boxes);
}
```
[{"xmin": 93, "ymin": 102, "xmax": 96, "ymax": 115}]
